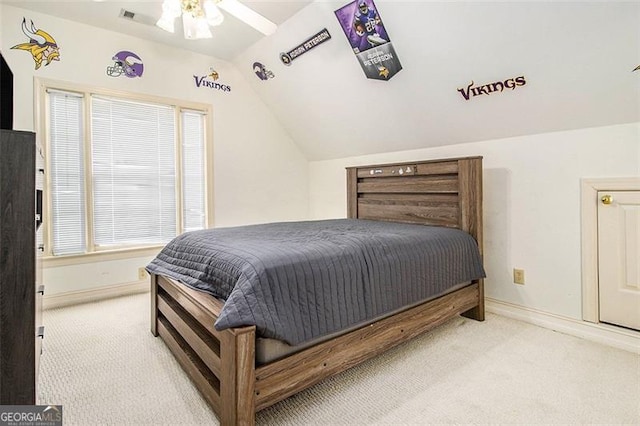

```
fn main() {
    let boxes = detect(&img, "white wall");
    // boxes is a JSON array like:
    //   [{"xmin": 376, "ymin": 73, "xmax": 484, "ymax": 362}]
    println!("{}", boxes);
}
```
[
  {"xmin": 235, "ymin": 1, "xmax": 640, "ymax": 161},
  {"xmin": 3, "ymin": 2, "xmax": 638, "ymax": 315},
  {"xmin": 1, "ymin": 5, "xmax": 309, "ymax": 296},
  {"xmin": 309, "ymin": 122, "xmax": 640, "ymax": 320}
]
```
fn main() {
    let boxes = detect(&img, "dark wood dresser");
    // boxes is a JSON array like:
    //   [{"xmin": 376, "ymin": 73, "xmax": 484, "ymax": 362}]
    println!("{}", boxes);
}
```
[{"xmin": 0, "ymin": 129, "xmax": 44, "ymax": 404}]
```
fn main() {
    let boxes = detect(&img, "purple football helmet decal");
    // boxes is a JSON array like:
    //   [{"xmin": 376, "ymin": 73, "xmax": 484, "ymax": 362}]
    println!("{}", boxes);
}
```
[
  {"xmin": 253, "ymin": 62, "xmax": 268, "ymax": 80},
  {"xmin": 107, "ymin": 51, "xmax": 144, "ymax": 78}
]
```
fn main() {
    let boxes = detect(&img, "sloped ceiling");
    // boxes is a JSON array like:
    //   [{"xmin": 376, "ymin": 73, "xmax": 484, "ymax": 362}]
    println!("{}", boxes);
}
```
[{"xmin": 235, "ymin": 1, "xmax": 640, "ymax": 161}]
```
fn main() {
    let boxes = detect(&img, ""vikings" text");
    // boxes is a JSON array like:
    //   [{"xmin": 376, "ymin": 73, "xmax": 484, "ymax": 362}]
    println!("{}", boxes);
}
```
[
  {"xmin": 458, "ymin": 76, "xmax": 526, "ymax": 100},
  {"xmin": 194, "ymin": 76, "xmax": 231, "ymax": 92}
]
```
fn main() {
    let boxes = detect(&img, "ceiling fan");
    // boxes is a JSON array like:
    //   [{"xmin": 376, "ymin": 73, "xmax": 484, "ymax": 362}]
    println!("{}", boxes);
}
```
[{"xmin": 156, "ymin": 0, "xmax": 277, "ymax": 40}]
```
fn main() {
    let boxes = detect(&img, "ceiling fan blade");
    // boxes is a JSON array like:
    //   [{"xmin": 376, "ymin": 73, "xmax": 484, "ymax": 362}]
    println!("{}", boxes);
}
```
[{"xmin": 217, "ymin": 0, "xmax": 277, "ymax": 36}]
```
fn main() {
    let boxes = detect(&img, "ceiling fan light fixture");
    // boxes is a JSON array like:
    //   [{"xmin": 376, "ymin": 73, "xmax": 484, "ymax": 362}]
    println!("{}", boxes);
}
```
[
  {"xmin": 162, "ymin": 0, "xmax": 183, "ymax": 19},
  {"xmin": 156, "ymin": 0, "xmax": 181, "ymax": 32},
  {"xmin": 182, "ymin": 13, "xmax": 213, "ymax": 39},
  {"xmin": 156, "ymin": 13, "xmax": 176, "ymax": 33},
  {"xmin": 203, "ymin": 0, "xmax": 224, "ymax": 27},
  {"xmin": 157, "ymin": 0, "xmax": 277, "ymax": 39},
  {"xmin": 195, "ymin": 16, "xmax": 214, "ymax": 39}
]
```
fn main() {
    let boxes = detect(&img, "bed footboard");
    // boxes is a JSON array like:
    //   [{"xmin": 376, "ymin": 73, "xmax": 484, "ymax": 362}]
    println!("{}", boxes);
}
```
[
  {"xmin": 151, "ymin": 273, "xmax": 482, "ymax": 426},
  {"xmin": 151, "ymin": 274, "xmax": 256, "ymax": 425}
]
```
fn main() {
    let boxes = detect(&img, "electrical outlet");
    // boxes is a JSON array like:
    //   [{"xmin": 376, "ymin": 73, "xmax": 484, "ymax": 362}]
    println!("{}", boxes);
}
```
[
  {"xmin": 513, "ymin": 268, "xmax": 525, "ymax": 285},
  {"xmin": 138, "ymin": 267, "xmax": 148, "ymax": 281}
]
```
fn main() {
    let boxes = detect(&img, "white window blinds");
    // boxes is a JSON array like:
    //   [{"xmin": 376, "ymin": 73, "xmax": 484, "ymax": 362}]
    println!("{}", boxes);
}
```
[
  {"xmin": 48, "ymin": 90, "xmax": 86, "ymax": 255},
  {"xmin": 46, "ymin": 87, "xmax": 208, "ymax": 256},
  {"xmin": 91, "ymin": 96, "xmax": 177, "ymax": 247},
  {"xmin": 181, "ymin": 110, "xmax": 206, "ymax": 232}
]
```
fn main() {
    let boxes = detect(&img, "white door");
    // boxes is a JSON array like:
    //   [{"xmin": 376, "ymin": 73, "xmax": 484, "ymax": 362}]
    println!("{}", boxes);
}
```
[{"xmin": 598, "ymin": 190, "xmax": 640, "ymax": 331}]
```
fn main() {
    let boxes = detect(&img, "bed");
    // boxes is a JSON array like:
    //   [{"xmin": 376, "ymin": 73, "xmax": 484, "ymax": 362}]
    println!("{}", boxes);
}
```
[{"xmin": 149, "ymin": 156, "xmax": 484, "ymax": 425}]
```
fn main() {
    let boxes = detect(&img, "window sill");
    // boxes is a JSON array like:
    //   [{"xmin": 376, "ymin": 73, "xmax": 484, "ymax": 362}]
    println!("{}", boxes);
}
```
[{"xmin": 43, "ymin": 245, "xmax": 163, "ymax": 268}]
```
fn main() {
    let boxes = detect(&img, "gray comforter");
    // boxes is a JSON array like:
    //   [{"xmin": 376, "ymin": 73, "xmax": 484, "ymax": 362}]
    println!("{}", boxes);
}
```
[{"xmin": 147, "ymin": 219, "xmax": 485, "ymax": 345}]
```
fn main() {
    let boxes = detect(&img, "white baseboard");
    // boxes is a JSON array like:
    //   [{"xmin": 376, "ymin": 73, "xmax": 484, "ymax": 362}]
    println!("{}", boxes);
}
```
[
  {"xmin": 43, "ymin": 280, "xmax": 149, "ymax": 310},
  {"xmin": 486, "ymin": 298, "xmax": 640, "ymax": 354},
  {"xmin": 42, "ymin": 287, "xmax": 640, "ymax": 353}
]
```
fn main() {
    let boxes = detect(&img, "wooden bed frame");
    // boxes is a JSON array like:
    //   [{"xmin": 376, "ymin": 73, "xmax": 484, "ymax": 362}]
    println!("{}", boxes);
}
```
[{"xmin": 150, "ymin": 156, "xmax": 484, "ymax": 425}]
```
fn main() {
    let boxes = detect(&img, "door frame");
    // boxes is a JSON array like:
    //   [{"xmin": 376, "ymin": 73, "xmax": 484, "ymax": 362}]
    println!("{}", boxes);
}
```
[{"xmin": 581, "ymin": 177, "xmax": 640, "ymax": 323}]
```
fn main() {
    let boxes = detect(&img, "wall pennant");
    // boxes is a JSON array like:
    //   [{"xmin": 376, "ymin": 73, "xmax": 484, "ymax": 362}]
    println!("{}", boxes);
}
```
[
  {"xmin": 334, "ymin": 0, "xmax": 402, "ymax": 81},
  {"xmin": 253, "ymin": 62, "xmax": 275, "ymax": 81},
  {"xmin": 279, "ymin": 28, "xmax": 331, "ymax": 66},
  {"xmin": 193, "ymin": 67, "xmax": 231, "ymax": 93},
  {"xmin": 11, "ymin": 18, "xmax": 61, "ymax": 70},
  {"xmin": 106, "ymin": 51, "xmax": 144, "ymax": 78}
]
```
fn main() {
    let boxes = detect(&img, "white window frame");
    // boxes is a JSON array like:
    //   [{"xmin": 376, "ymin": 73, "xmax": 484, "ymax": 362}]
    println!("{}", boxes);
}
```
[{"xmin": 34, "ymin": 78, "xmax": 214, "ymax": 266}]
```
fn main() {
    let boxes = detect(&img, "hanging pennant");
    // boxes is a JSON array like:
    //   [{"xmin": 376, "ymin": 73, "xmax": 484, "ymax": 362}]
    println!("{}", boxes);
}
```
[
  {"xmin": 279, "ymin": 28, "xmax": 332, "ymax": 66},
  {"xmin": 334, "ymin": 0, "xmax": 402, "ymax": 81}
]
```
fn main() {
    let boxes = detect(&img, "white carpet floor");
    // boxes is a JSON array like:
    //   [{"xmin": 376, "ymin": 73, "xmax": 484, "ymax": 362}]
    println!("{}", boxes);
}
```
[{"xmin": 38, "ymin": 293, "xmax": 640, "ymax": 425}]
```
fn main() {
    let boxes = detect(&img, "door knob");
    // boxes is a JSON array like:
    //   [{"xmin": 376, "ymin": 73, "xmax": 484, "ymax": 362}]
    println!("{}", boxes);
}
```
[{"xmin": 601, "ymin": 195, "xmax": 613, "ymax": 205}]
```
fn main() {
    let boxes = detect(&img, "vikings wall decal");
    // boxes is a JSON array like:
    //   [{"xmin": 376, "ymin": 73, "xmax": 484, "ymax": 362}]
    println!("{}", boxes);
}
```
[
  {"xmin": 194, "ymin": 68, "xmax": 231, "ymax": 93},
  {"xmin": 457, "ymin": 76, "xmax": 527, "ymax": 101},
  {"xmin": 106, "ymin": 51, "xmax": 144, "ymax": 78},
  {"xmin": 253, "ymin": 62, "xmax": 275, "ymax": 81},
  {"xmin": 208, "ymin": 68, "xmax": 219, "ymax": 80},
  {"xmin": 11, "ymin": 18, "xmax": 60, "ymax": 70}
]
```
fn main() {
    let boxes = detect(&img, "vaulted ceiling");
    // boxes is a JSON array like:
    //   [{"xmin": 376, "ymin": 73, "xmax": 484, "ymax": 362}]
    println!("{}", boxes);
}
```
[
  {"xmin": 233, "ymin": 1, "xmax": 640, "ymax": 160},
  {"xmin": 1, "ymin": 0, "xmax": 313, "ymax": 60},
  {"xmin": 2, "ymin": 1, "xmax": 639, "ymax": 161}
]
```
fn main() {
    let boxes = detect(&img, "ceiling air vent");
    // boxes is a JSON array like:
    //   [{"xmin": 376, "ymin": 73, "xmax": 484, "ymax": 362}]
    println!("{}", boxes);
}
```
[
  {"xmin": 120, "ymin": 9, "xmax": 136, "ymax": 20},
  {"xmin": 118, "ymin": 9, "xmax": 156, "ymax": 26}
]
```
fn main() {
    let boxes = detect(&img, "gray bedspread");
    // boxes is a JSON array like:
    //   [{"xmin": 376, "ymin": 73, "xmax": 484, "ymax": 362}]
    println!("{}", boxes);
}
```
[{"xmin": 147, "ymin": 219, "xmax": 485, "ymax": 345}]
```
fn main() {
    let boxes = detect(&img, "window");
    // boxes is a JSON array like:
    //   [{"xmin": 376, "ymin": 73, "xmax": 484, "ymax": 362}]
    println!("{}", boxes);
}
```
[
  {"xmin": 48, "ymin": 91, "xmax": 86, "ymax": 255},
  {"xmin": 181, "ymin": 110, "xmax": 206, "ymax": 232},
  {"xmin": 44, "ymin": 84, "xmax": 210, "ymax": 256}
]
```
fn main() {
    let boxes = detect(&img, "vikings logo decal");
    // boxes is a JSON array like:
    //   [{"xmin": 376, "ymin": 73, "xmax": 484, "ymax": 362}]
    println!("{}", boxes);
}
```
[
  {"xmin": 11, "ymin": 18, "xmax": 60, "ymax": 70},
  {"xmin": 377, "ymin": 66, "xmax": 389, "ymax": 79},
  {"xmin": 194, "ymin": 67, "xmax": 231, "ymax": 93},
  {"xmin": 253, "ymin": 62, "xmax": 275, "ymax": 81},
  {"xmin": 106, "ymin": 51, "xmax": 144, "ymax": 78}
]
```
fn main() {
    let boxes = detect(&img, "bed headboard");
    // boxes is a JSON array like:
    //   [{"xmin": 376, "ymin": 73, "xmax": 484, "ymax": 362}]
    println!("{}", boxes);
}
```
[{"xmin": 346, "ymin": 156, "xmax": 483, "ymax": 252}]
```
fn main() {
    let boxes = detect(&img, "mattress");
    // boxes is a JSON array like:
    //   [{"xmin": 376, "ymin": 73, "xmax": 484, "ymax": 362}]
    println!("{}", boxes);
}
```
[{"xmin": 146, "ymin": 219, "xmax": 486, "ymax": 346}]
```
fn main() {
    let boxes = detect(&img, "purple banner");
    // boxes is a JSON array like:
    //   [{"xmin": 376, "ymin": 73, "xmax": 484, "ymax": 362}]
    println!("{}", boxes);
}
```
[{"xmin": 335, "ymin": 0, "xmax": 402, "ymax": 80}]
